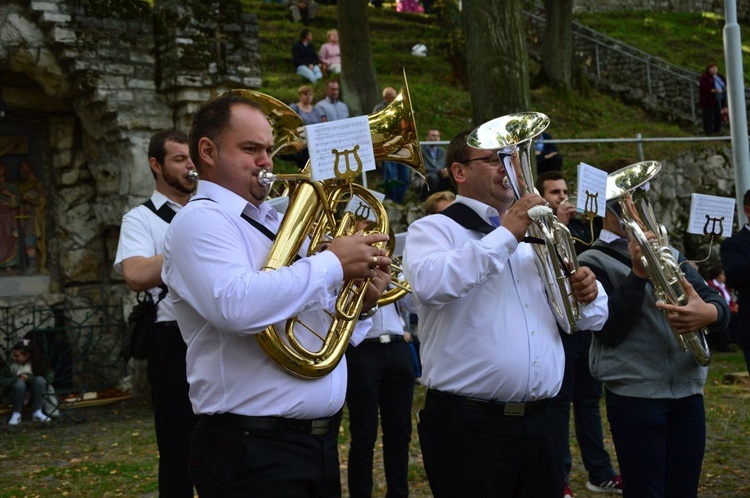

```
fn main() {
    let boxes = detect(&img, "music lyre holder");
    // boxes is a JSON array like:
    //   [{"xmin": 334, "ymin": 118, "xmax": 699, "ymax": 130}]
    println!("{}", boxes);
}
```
[
  {"xmin": 683, "ymin": 215, "xmax": 725, "ymax": 267},
  {"xmin": 569, "ymin": 189, "xmax": 599, "ymax": 247}
]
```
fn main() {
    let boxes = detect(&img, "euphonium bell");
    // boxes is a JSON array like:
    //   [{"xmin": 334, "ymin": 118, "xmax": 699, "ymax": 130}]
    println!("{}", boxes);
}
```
[
  {"xmin": 467, "ymin": 112, "xmax": 582, "ymax": 333},
  {"xmin": 606, "ymin": 161, "xmax": 711, "ymax": 366}
]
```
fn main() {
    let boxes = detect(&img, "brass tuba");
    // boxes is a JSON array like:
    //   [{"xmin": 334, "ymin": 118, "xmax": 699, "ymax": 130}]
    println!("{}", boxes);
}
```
[
  {"xmin": 243, "ymin": 70, "xmax": 425, "ymax": 378},
  {"xmin": 467, "ymin": 112, "xmax": 582, "ymax": 333},
  {"xmin": 606, "ymin": 161, "xmax": 711, "ymax": 366}
]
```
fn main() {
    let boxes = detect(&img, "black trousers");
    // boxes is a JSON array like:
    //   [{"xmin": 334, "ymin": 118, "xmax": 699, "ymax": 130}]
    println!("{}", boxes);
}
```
[
  {"xmin": 147, "ymin": 323, "xmax": 198, "ymax": 498},
  {"xmin": 345, "ymin": 339, "xmax": 415, "ymax": 498},
  {"xmin": 188, "ymin": 418, "xmax": 341, "ymax": 497},
  {"xmin": 418, "ymin": 391, "xmax": 564, "ymax": 498}
]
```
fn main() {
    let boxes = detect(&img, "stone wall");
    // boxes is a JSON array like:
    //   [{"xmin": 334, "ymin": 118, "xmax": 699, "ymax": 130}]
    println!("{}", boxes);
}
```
[{"xmin": 0, "ymin": 0, "xmax": 260, "ymax": 311}]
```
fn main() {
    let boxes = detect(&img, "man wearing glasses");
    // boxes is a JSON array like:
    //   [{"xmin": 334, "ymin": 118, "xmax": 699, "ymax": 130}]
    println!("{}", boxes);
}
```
[{"xmin": 403, "ymin": 129, "xmax": 609, "ymax": 497}]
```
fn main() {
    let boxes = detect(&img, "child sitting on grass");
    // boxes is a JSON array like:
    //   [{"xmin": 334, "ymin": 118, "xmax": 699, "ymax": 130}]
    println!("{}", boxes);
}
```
[{"xmin": 1, "ymin": 338, "xmax": 54, "ymax": 425}]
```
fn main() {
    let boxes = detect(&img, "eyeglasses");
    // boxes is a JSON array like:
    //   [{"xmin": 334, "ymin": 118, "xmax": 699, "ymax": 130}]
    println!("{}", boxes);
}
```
[{"xmin": 457, "ymin": 155, "xmax": 505, "ymax": 167}]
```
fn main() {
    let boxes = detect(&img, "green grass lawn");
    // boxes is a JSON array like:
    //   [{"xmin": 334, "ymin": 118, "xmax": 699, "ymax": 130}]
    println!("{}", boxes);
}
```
[{"xmin": 0, "ymin": 351, "xmax": 748, "ymax": 497}]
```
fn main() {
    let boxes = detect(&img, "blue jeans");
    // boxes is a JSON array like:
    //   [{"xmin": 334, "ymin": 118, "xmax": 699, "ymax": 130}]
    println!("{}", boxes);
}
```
[
  {"xmin": 383, "ymin": 162, "xmax": 410, "ymax": 204},
  {"xmin": 296, "ymin": 64, "xmax": 322, "ymax": 83},
  {"xmin": 551, "ymin": 330, "xmax": 616, "ymax": 485},
  {"xmin": 10, "ymin": 375, "xmax": 47, "ymax": 412},
  {"xmin": 605, "ymin": 390, "xmax": 705, "ymax": 498}
]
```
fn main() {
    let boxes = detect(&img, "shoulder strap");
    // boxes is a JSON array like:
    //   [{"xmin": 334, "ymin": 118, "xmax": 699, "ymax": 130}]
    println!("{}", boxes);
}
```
[
  {"xmin": 439, "ymin": 203, "xmax": 495, "ymax": 234},
  {"xmin": 240, "ymin": 215, "xmax": 302, "ymax": 263},
  {"xmin": 143, "ymin": 199, "xmax": 176, "ymax": 224},
  {"xmin": 186, "ymin": 197, "xmax": 301, "ymax": 263},
  {"xmin": 240, "ymin": 213, "xmax": 278, "ymax": 243},
  {"xmin": 439, "ymin": 202, "xmax": 544, "ymax": 245}
]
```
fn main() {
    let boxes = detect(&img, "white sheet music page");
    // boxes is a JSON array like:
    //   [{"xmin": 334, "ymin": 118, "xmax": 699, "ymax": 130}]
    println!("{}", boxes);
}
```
[
  {"xmin": 576, "ymin": 163, "xmax": 608, "ymax": 217},
  {"xmin": 688, "ymin": 193, "xmax": 735, "ymax": 237},
  {"xmin": 306, "ymin": 116, "xmax": 375, "ymax": 182},
  {"xmin": 393, "ymin": 232, "xmax": 407, "ymax": 258}
]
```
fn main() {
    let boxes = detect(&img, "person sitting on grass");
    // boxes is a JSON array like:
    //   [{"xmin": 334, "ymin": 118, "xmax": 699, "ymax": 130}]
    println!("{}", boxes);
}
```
[{"xmin": 0, "ymin": 338, "xmax": 53, "ymax": 425}]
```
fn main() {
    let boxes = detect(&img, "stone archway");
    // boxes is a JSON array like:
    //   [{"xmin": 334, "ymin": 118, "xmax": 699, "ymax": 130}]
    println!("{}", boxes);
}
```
[{"xmin": 0, "ymin": 0, "xmax": 172, "ymax": 305}]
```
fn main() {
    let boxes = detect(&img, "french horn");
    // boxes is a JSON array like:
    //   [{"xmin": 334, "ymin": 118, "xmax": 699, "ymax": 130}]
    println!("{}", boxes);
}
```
[{"xmin": 606, "ymin": 160, "xmax": 711, "ymax": 366}]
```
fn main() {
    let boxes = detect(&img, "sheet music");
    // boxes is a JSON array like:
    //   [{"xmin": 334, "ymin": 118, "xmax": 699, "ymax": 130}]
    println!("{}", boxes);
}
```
[
  {"xmin": 393, "ymin": 232, "xmax": 407, "ymax": 258},
  {"xmin": 687, "ymin": 193, "xmax": 735, "ymax": 237},
  {"xmin": 306, "ymin": 116, "xmax": 375, "ymax": 181},
  {"xmin": 576, "ymin": 162, "xmax": 607, "ymax": 217}
]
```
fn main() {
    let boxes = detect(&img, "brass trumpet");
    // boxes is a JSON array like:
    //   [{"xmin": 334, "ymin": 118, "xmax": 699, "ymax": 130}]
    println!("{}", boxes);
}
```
[{"xmin": 468, "ymin": 112, "xmax": 582, "ymax": 333}]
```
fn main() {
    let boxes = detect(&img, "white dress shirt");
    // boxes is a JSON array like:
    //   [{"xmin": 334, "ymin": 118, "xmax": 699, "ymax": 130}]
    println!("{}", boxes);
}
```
[
  {"xmin": 365, "ymin": 303, "xmax": 405, "ymax": 339},
  {"xmin": 315, "ymin": 97, "xmax": 350, "ymax": 122},
  {"xmin": 403, "ymin": 196, "xmax": 608, "ymax": 402},
  {"xmin": 162, "ymin": 180, "xmax": 369, "ymax": 419},
  {"xmin": 114, "ymin": 191, "xmax": 181, "ymax": 323}
]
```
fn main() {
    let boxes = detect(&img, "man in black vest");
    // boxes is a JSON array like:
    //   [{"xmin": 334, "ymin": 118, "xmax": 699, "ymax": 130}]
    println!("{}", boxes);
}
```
[
  {"xmin": 114, "ymin": 130, "xmax": 198, "ymax": 497},
  {"xmin": 721, "ymin": 189, "xmax": 750, "ymax": 374}
]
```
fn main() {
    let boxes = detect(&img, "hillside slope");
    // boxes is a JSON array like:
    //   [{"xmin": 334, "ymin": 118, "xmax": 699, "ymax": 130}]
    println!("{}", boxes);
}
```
[{"xmin": 243, "ymin": 1, "xmax": 723, "ymax": 173}]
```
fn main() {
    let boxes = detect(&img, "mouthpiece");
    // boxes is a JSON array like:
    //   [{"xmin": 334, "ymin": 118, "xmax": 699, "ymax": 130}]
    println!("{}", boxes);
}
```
[
  {"xmin": 258, "ymin": 170, "xmax": 276, "ymax": 186},
  {"xmin": 502, "ymin": 176, "xmax": 511, "ymax": 189},
  {"xmin": 188, "ymin": 170, "xmax": 199, "ymax": 182}
]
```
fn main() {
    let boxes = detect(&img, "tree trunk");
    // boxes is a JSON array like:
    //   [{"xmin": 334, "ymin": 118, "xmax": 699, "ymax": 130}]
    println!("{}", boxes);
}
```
[
  {"xmin": 338, "ymin": 0, "xmax": 380, "ymax": 116},
  {"xmin": 462, "ymin": 0, "xmax": 530, "ymax": 125},
  {"xmin": 540, "ymin": 0, "xmax": 574, "ymax": 89}
]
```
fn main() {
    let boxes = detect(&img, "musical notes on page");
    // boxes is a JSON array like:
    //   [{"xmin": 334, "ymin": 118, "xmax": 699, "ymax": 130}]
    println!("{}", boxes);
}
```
[
  {"xmin": 306, "ymin": 116, "xmax": 375, "ymax": 182},
  {"xmin": 688, "ymin": 193, "xmax": 735, "ymax": 238},
  {"xmin": 576, "ymin": 163, "xmax": 607, "ymax": 217}
]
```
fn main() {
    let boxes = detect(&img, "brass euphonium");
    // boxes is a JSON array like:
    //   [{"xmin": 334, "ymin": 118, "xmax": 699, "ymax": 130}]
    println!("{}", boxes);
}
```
[
  {"xmin": 467, "ymin": 112, "xmax": 582, "ymax": 333},
  {"xmin": 241, "ymin": 70, "xmax": 425, "ymax": 379},
  {"xmin": 606, "ymin": 161, "xmax": 711, "ymax": 366}
]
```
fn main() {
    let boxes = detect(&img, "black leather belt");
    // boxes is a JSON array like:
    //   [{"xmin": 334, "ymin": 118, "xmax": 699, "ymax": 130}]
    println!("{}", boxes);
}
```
[
  {"xmin": 199, "ymin": 413, "xmax": 333, "ymax": 436},
  {"xmin": 362, "ymin": 334, "xmax": 405, "ymax": 344},
  {"xmin": 154, "ymin": 320, "xmax": 179, "ymax": 328},
  {"xmin": 426, "ymin": 389, "xmax": 549, "ymax": 417}
]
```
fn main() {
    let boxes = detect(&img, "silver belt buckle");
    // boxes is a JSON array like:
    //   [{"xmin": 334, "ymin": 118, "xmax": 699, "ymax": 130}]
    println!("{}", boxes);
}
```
[
  {"xmin": 379, "ymin": 334, "xmax": 391, "ymax": 344},
  {"xmin": 503, "ymin": 402, "xmax": 525, "ymax": 417}
]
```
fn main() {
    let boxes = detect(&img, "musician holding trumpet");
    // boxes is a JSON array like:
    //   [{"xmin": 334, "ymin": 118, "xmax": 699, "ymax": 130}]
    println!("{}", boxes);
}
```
[
  {"xmin": 403, "ymin": 129, "xmax": 610, "ymax": 497},
  {"xmin": 578, "ymin": 159, "xmax": 730, "ymax": 498},
  {"xmin": 162, "ymin": 92, "xmax": 392, "ymax": 497}
]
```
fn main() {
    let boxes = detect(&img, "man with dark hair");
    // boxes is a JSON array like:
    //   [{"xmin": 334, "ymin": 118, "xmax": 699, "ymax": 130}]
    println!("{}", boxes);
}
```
[
  {"xmin": 420, "ymin": 128, "xmax": 449, "ymax": 200},
  {"xmin": 316, "ymin": 79, "xmax": 350, "ymax": 122},
  {"xmin": 579, "ymin": 160, "xmax": 729, "ymax": 497},
  {"xmin": 162, "ymin": 91, "xmax": 391, "ymax": 497},
  {"xmin": 292, "ymin": 28, "xmax": 323, "ymax": 83},
  {"xmin": 721, "ymin": 189, "xmax": 750, "ymax": 373},
  {"xmin": 404, "ymin": 129, "xmax": 609, "ymax": 497},
  {"xmin": 536, "ymin": 170, "xmax": 619, "ymax": 497},
  {"xmin": 114, "ymin": 129, "xmax": 197, "ymax": 497}
]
